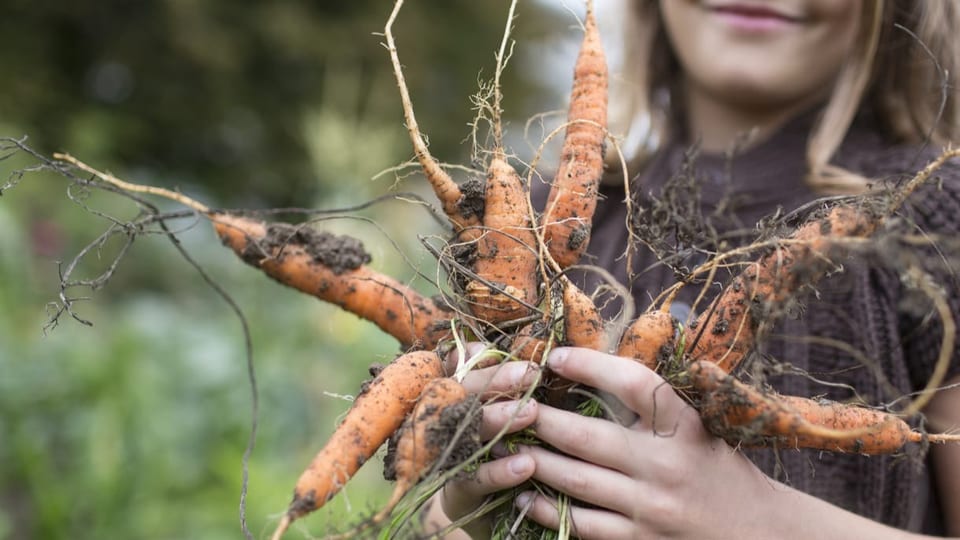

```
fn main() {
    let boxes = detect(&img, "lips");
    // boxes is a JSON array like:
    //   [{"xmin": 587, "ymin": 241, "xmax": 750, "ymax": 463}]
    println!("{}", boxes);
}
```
[
  {"xmin": 705, "ymin": 2, "xmax": 803, "ymax": 22},
  {"xmin": 702, "ymin": 2, "xmax": 805, "ymax": 32}
]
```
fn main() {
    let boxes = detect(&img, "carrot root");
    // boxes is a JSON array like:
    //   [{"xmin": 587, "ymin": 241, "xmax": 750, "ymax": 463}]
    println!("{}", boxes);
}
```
[
  {"xmin": 691, "ymin": 206, "xmax": 876, "ymax": 373},
  {"xmin": 319, "ymin": 377, "xmax": 476, "ymax": 540},
  {"xmin": 688, "ymin": 359, "xmax": 918, "ymax": 455},
  {"xmin": 279, "ymin": 350, "xmax": 444, "ymax": 529},
  {"xmin": 465, "ymin": 156, "xmax": 539, "ymax": 324},
  {"xmin": 541, "ymin": 2, "xmax": 608, "ymax": 269},
  {"xmin": 616, "ymin": 306, "xmax": 677, "ymax": 372},
  {"xmin": 212, "ymin": 213, "xmax": 450, "ymax": 350}
]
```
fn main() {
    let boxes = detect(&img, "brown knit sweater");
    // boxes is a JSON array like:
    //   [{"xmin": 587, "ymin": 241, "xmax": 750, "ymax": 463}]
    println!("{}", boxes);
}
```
[{"xmin": 557, "ymin": 110, "xmax": 960, "ymax": 534}]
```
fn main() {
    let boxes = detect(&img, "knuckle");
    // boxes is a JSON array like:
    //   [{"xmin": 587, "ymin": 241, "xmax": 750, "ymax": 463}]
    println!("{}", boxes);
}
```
[
  {"xmin": 563, "ymin": 423, "xmax": 594, "ymax": 450},
  {"xmin": 619, "ymin": 370, "xmax": 654, "ymax": 401},
  {"xmin": 641, "ymin": 492, "xmax": 683, "ymax": 531},
  {"xmin": 556, "ymin": 469, "xmax": 591, "ymax": 496}
]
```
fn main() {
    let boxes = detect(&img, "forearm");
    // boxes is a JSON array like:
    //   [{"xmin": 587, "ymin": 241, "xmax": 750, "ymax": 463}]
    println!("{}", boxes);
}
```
[{"xmin": 751, "ymin": 478, "xmax": 937, "ymax": 540}]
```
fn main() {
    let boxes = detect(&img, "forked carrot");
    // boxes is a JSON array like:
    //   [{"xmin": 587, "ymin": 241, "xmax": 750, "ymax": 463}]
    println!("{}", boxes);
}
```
[
  {"xmin": 687, "ymin": 359, "xmax": 960, "ymax": 454},
  {"xmin": 270, "ymin": 351, "xmax": 445, "ymax": 539},
  {"xmin": 541, "ymin": 0, "xmax": 608, "ymax": 269}
]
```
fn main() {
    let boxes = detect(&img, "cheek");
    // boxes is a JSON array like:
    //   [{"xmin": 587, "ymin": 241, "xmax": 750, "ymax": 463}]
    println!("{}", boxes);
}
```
[{"xmin": 661, "ymin": 0, "xmax": 862, "ymax": 108}]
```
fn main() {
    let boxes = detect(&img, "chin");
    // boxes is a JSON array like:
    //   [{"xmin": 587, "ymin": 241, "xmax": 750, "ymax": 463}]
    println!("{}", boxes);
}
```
[{"xmin": 696, "ymin": 68, "xmax": 817, "ymax": 111}]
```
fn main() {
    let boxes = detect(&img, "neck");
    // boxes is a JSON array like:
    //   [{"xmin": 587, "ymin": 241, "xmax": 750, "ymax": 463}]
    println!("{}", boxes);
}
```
[{"xmin": 682, "ymin": 82, "xmax": 821, "ymax": 154}]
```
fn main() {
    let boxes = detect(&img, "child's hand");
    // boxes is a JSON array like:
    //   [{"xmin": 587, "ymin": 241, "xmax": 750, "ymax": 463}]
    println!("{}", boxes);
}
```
[{"xmin": 512, "ymin": 347, "xmax": 775, "ymax": 540}]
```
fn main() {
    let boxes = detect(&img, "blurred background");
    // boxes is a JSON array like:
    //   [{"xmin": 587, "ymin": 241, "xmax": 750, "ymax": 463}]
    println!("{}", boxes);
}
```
[{"xmin": 0, "ymin": 1, "xmax": 631, "ymax": 538}]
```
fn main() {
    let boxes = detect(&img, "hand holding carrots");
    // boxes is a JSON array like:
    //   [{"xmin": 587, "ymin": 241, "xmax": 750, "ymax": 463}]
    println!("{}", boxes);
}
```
[{"xmin": 494, "ymin": 347, "xmax": 798, "ymax": 540}]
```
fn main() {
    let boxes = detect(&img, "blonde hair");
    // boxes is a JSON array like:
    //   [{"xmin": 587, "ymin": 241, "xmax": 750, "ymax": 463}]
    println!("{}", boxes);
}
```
[{"xmin": 613, "ymin": 1, "xmax": 960, "ymax": 194}]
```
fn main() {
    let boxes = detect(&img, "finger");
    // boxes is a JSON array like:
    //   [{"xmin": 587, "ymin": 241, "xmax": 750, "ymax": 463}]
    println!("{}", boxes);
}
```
[
  {"xmin": 461, "ymin": 361, "xmax": 540, "ymax": 399},
  {"xmin": 518, "ymin": 444, "xmax": 636, "ymax": 515},
  {"xmin": 515, "ymin": 490, "xmax": 636, "ymax": 540},
  {"xmin": 480, "ymin": 399, "xmax": 538, "ymax": 441},
  {"xmin": 443, "ymin": 342, "xmax": 490, "ymax": 374},
  {"xmin": 547, "ymin": 347, "xmax": 690, "ymax": 432},
  {"xmin": 442, "ymin": 454, "xmax": 535, "ymax": 521},
  {"xmin": 531, "ymin": 403, "xmax": 636, "ymax": 473}
]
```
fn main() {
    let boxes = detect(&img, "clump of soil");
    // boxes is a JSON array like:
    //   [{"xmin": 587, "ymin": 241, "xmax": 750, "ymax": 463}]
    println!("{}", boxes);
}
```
[
  {"xmin": 382, "ymin": 396, "xmax": 482, "ymax": 482},
  {"xmin": 457, "ymin": 176, "xmax": 485, "ymax": 220},
  {"xmin": 257, "ymin": 223, "xmax": 372, "ymax": 275}
]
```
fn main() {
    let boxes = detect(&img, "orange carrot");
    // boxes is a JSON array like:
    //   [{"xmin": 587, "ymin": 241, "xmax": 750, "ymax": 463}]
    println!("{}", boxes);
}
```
[
  {"xmin": 509, "ymin": 321, "xmax": 550, "ymax": 364},
  {"xmin": 690, "ymin": 206, "xmax": 875, "ymax": 373},
  {"xmin": 685, "ymin": 359, "xmax": 960, "ymax": 454},
  {"xmin": 212, "ymin": 213, "xmax": 450, "ymax": 350},
  {"xmin": 508, "ymin": 279, "xmax": 602, "ymax": 363},
  {"xmin": 541, "ymin": 2, "xmax": 608, "ymax": 269},
  {"xmin": 270, "ymin": 351, "xmax": 444, "ymax": 539},
  {"xmin": 616, "ymin": 307, "xmax": 677, "ymax": 372},
  {"xmin": 381, "ymin": 378, "xmax": 473, "ymax": 515},
  {"xmin": 465, "ymin": 156, "xmax": 540, "ymax": 324},
  {"xmin": 559, "ymin": 278, "xmax": 605, "ymax": 350},
  {"xmin": 298, "ymin": 377, "xmax": 475, "ymax": 540}
]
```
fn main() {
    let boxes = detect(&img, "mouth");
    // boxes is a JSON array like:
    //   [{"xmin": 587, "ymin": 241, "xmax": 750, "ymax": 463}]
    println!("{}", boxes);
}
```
[{"xmin": 703, "ymin": 2, "xmax": 804, "ymax": 30}]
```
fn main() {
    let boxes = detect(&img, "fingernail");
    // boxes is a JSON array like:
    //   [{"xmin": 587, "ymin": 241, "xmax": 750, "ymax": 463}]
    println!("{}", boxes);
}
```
[
  {"xmin": 515, "ymin": 491, "xmax": 534, "ymax": 509},
  {"xmin": 546, "ymin": 347, "xmax": 568, "ymax": 369},
  {"xmin": 509, "ymin": 454, "xmax": 534, "ymax": 476}
]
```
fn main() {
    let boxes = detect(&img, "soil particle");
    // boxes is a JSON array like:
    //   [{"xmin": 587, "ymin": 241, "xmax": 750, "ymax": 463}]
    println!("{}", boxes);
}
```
[
  {"xmin": 566, "ymin": 224, "xmax": 590, "ymax": 251},
  {"xmin": 711, "ymin": 319, "xmax": 729, "ymax": 335}
]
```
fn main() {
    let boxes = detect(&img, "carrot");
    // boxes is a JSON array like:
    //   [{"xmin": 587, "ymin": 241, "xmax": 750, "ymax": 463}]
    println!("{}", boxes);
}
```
[
  {"xmin": 269, "ymin": 351, "xmax": 445, "ymax": 539},
  {"xmin": 379, "ymin": 378, "xmax": 473, "ymax": 521},
  {"xmin": 465, "ymin": 155, "xmax": 540, "ymax": 324},
  {"xmin": 616, "ymin": 306, "xmax": 677, "ymax": 372},
  {"xmin": 48, "ymin": 154, "xmax": 453, "ymax": 350},
  {"xmin": 213, "ymin": 214, "xmax": 450, "ymax": 351},
  {"xmin": 559, "ymin": 277, "xmax": 605, "ymax": 350},
  {"xmin": 510, "ymin": 321, "xmax": 550, "ymax": 364},
  {"xmin": 546, "ymin": 279, "xmax": 607, "ymax": 405},
  {"xmin": 690, "ymin": 205, "xmax": 875, "ymax": 373},
  {"xmin": 686, "ymin": 359, "xmax": 960, "ymax": 454},
  {"xmin": 296, "ymin": 377, "xmax": 475, "ymax": 540},
  {"xmin": 507, "ymin": 278, "xmax": 602, "ymax": 364},
  {"xmin": 541, "ymin": 1, "xmax": 608, "ymax": 269}
]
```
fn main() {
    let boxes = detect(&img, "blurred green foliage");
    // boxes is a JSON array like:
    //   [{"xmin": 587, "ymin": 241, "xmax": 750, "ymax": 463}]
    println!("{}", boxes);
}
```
[
  {"xmin": 0, "ymin": 0, "xmax": 561, "ymax": 208},
  {"xmin": 0, "ymin": 1, "xmax": 575, "ymax": 539}
]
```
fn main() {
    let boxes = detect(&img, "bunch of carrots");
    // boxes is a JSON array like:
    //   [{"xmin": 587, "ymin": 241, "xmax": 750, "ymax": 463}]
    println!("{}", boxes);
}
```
[{"xmin": 51, "ymin": 0, "xmax": 960, "ymax": 538}]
